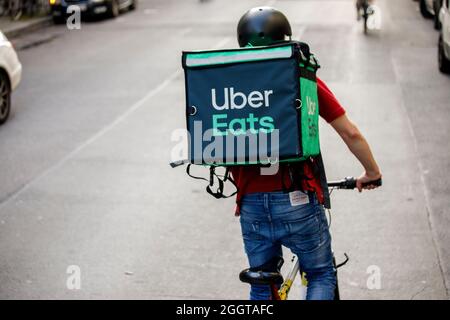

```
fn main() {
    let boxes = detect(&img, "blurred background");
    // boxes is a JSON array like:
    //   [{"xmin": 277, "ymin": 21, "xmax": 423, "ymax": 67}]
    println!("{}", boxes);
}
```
[{"xmin": 0, "ymin": 0, "xmax": 449, "ymax": 299}]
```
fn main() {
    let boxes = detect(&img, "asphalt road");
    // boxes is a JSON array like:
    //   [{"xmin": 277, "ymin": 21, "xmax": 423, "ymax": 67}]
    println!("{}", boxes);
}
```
[{"xmin": 0, "ymin": 0, "xmax": 449, "ymax": 299}]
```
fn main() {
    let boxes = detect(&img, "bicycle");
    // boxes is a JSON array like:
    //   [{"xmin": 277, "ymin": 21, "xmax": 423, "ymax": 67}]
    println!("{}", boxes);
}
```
[{"xmin": 239, "ymin": 176, "xmax": 382, "ymax": 300}]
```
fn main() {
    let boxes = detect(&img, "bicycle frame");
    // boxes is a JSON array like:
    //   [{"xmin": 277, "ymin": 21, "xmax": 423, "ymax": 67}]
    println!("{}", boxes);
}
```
[
  {"xmin": 274, "ymin": 252, "xmax": 349, "ymax": 300},
  {"xmin": 277, "ymin": 256, "xmax": 310, "ymax": 300}
]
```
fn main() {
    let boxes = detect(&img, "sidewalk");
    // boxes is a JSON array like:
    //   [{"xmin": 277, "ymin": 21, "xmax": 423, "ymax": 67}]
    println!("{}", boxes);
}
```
[{"xmin": 0, "ymin": 15, "xmax": 52, "ymax": 39}]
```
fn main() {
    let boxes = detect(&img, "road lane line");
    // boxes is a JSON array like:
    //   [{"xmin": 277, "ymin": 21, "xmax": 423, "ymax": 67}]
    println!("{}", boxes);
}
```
[
  {"xmin": 0, "ymin": 37, "xmax": 233, "ymax": 211},
  {"xmin": 178, "ymin": 28, "xmax": 192, "ymax": 38},
  {"xmin": 0, "ymin": 69, "xmax": 181, "ymax": 211},
  {"xmin": 144, "ymin": 9, "xmax": 158, "ymax": 15},
  {"xmin": 212, "ymin": 37, "xmax": 230, "ymax": 49}
]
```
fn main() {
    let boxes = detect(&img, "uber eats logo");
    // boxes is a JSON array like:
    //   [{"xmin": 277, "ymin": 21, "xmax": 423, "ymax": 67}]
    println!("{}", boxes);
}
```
[
  {"xmin": 210, "ymin": 87, "xmax": 275, "ymax": 136},
  {"xmin": 306, "ymin": 96, "xmax": 316, "ymax": 116}
]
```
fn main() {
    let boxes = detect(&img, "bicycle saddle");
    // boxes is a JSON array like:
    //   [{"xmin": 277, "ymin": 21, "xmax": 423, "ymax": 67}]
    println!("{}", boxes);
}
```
[
  {"xmin": 239, "ymin": 269, "xmax": 284, "ymax": 285},
  {"xmin": 239, "ymin": 256, "xmax": 284, "ymax": 285}
]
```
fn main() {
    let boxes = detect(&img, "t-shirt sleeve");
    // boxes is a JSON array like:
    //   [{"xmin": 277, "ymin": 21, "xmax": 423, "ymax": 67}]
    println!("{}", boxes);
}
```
[{"xmin": 317, "ymin": 77, "xmax": 346, "ymax": 123}]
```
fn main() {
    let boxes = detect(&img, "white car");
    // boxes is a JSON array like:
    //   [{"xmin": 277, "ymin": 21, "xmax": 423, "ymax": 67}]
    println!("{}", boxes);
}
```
[
  {"xmin": 0, "ymin": 31, "xmax": 22, "ymax": 125},
  {"xmin": 438, "ymin": 0, "xmax": 450, "ymax": 73}
]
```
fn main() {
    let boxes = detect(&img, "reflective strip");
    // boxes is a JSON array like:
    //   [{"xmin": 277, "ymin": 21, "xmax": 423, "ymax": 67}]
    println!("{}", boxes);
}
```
[{"xmin": 185, "ymin": 46, "xmax": 293, "ymax": 67}]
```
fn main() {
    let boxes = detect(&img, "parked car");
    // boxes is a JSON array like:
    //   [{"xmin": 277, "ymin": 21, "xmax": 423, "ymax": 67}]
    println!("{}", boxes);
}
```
[
  {"xmin": 420, "ymin": 0, "xmax": 435, "ymax": 18},
  {"xmin": 49, "ymin": 0, "xmax": 137, "ymax": 24},
  {"xmin": 438, "ymin": 0, "xmax": 450, "ymax": 73},
  {"xmin": 0, "ymin": 31, "xmax": 22, "ymax": 125}
]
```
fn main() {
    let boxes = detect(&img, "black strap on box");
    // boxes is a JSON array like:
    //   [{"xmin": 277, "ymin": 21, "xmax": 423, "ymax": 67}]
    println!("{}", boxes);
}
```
[{"xmin": 186, "ymin": 165, "xmax": 238, "ymax": 199}]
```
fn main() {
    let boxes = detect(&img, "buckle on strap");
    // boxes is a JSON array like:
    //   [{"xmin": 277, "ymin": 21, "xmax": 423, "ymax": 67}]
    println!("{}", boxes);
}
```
[{"xmin": 186, "ymin": 165, "xmax": 238, "ymax": 199}]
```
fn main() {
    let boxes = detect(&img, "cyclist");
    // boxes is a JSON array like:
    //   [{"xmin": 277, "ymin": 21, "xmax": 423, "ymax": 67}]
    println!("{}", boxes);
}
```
[
  {"xmin": 356, "ymin": 0, "xmax": 374, "ymax": 20},
  {"xmin": 232, "ymin": 7, "xmax": 382, "ymax": 300}
]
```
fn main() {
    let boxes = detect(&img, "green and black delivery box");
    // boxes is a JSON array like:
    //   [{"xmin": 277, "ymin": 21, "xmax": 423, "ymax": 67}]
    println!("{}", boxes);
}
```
[{"xmin": 182, "ymin": 41, "xmax": 321, "ymax": 166}]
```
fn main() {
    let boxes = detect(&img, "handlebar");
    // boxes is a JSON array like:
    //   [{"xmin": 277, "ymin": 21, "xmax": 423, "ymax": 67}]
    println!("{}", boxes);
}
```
[{"xmin": 327, "ymin": 177, "xmax": 382, "ymax": 190}]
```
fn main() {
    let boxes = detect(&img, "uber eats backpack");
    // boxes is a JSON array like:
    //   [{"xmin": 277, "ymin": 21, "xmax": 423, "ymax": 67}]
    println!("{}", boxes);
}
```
[{"xmin": 171, "ymin": 41, "xmax": 321, "ymax": 198}]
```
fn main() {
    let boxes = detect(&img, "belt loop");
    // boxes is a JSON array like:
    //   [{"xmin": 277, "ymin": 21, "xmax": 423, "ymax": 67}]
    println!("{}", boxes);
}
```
[
  {"xmin": 263, "ymin": 194, "xmax": 270, "ymax": 215},
  {"xmin": 308, "ymin": 191, "xmax": 316, "ymax": 204}
]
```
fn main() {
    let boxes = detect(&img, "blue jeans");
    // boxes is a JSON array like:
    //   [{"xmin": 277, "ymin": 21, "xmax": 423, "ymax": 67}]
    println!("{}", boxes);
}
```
[{"xmin": 240, "ymin": 191, "xmax": 336, "ymax": 300}]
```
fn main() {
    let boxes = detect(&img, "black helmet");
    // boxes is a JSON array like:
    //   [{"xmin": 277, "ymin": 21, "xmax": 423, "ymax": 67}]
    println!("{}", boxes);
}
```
[{"xmin": 237, "ymin": 7, "xmax": 292, "ymax": 47}]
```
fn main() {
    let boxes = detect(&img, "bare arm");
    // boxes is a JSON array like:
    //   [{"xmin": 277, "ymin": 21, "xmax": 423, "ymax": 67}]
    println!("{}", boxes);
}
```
[{"xmin": 330, "ymin": 114, "xmax": 382, "ymax": 191}]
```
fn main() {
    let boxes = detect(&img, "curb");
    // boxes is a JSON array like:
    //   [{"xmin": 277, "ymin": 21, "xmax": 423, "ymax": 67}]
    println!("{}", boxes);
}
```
[{"xmin": 3, "ymin": 16, "xmax": 53, "ymax": 39}]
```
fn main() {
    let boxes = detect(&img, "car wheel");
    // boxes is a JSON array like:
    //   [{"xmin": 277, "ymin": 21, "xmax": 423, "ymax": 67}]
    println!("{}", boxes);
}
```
[
  {"xmin": 108, "ymin": 0, "xmax": 120, "ymax": 18},
  {"xmin": 420, "ymin": 0, "xmax": 434, "ymax": 18},
  {"xmin": 438, "ymin": 35, "xmax": 450, "ymax": 74},
  {"xmin": 433, "ymin": 14, "xmax": 441, "ymax": 29},
  {"xmin": 129, "ymin": 0, "xmax": 137, "ymax": 10},
  {"xmin": 52, "ymin": 15, "xmax": 66, "ymax": 24},
  {"xmin": 0, "ymin": 72, "xmax": 11, "ymax": 125},
  {"xmin": 433, "ymin": 0, "xmax": 442, "ymax": 29}
]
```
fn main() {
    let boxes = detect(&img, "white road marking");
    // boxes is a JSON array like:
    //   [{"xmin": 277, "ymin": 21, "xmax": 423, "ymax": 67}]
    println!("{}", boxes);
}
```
[
  {"xmin": 0, "ymin": 37, "xmax": 233, "ymax": 211},
  {"xmin": 178, "ymin": 28, "xmax": 192, "ymax": 38},
  {"xmin": 212, "ymin": 37, "xmax": 230, "ymax": 49}
]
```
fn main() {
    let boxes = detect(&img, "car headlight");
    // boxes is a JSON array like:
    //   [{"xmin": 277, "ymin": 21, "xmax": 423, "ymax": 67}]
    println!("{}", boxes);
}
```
[
  {"xmin": 91, "ymin": 0, "xmax": 105, "ymax": 3},
  {"xmin": 49, "ymin": 0, "xmax": 61, "ymax": 5}
]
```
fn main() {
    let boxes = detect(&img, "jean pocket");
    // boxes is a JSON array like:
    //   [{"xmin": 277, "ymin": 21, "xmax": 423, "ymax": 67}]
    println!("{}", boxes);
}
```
[
  {"xmin": 283, "ymin": 210, "xmax": 323, "ymax": 253},
  {"xmin": 240, "ymin": 219, "xmax": 263, "ymax": 241}
]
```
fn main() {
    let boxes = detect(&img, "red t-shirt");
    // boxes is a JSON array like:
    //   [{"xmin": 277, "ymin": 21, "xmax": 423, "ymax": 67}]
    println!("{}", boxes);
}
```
[{"xmin": 230, "ymin": 77, "xmax": 346, "ymax": 215}]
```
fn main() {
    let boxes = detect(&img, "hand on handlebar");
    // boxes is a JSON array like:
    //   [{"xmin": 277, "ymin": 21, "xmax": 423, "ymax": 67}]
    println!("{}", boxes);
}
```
[{"xmin": 356, "ymin": 171, "xmax": 382, "ymax": 192}]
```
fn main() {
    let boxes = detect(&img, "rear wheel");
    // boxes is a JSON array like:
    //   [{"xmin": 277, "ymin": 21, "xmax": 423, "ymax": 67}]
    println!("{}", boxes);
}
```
[
  {"xmin": 420, "ymin": 0, "xmax": 434, "ymax": 19},
  {"xmin": 438, "ymin": 35, "xmax": 450, "ymax": 74},
  {"xmin": 0, "ymin": 72, "xmax": 11, "ymax": 125}
]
